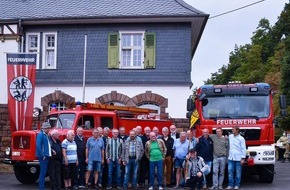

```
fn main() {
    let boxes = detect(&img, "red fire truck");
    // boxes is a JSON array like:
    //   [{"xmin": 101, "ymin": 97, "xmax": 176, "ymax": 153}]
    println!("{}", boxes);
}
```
[
  {"xmin": 187, "ymin": 82, "xmax": 287, "ymax": 183},
  {"xmin": 4, "ymin": 102, "xmax": 173, "ymax": 184}
]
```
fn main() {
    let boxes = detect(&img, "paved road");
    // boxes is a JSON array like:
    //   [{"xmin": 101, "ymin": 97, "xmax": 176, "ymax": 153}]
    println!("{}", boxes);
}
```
[{"xmin": 0, "ymin": 161, "xmax": 290, "ymax": 190}]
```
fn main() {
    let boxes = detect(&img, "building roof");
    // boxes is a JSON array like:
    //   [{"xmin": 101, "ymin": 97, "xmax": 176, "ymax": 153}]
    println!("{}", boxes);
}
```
[
  {"xmin": 1, "ymin": 0, "xmax": 208, "ymax": 58},
  {"xmin": 1, "ymin": 0, "xmax": 205, "ymax": 20}
]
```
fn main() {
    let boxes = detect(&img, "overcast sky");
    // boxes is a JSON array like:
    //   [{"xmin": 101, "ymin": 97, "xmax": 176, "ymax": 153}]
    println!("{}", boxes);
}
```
[{"xmin": 183, "ymin": 0, "xmax": 288, "ymax": 88}]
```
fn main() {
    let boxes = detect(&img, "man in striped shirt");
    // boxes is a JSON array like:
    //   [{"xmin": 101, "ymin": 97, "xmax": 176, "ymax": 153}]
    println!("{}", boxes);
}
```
[
  {"xmin": 62, "ymin": 130, "xmax": 78, "ymax": 190},
  {"xmin": 106, "ymin": 129, "xmax": 123, "ymax": 189}
]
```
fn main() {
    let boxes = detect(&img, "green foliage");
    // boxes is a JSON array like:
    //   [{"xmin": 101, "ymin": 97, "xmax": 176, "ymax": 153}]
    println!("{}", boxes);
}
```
[{"xmin": 205, "ymin": 2, "xmax": 290, "ymax": 130}]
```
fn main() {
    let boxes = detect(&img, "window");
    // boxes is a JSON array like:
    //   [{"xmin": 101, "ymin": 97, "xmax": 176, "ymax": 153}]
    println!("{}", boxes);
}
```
[
  {"xmin": 77, "ymin": 115, "xmax": 95, "ymax": 130},
  {"xmin": 108, "ymin": 32, "xmax": 156, "ymax": 69},
  {"xmin": 120, "ymin": 32, "xmax": 144, "ymax": 68},
  {"xmin": 26, "ymin": 33, "xmax": 40, "ymax": 69},
  {"xmin": 138, "ymin": 103, "xmax": 160, "ymax": 119},
  {"xmin": 48, "ymin": 102, "xmax": 66, "ymax": 113},
  {"xmin": 46, "ymin": 113, "xmax": 75, "ymax": 129},
  {"xmin": 100, "ymin": 116, "xmax": 114, "ymax": 129},
  {"xmin": 42, "ymin": 32, "xmax": 57, "ymax": 69}
]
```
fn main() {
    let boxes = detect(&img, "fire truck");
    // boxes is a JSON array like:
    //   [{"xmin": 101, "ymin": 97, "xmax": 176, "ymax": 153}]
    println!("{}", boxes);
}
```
[
  {"xmin": 4, "ymin": 102, "xmax": 173, "ymax": 184},
  {"xmin": 187, "ymin": 82, "xmax": 287, "ymax": 183}
]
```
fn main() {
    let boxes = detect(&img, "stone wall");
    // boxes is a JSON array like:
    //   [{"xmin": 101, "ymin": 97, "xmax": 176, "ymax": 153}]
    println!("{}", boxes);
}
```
[
  {"xmin": 0, "ymin": 103, "xmax": 189, "ymax": 159},
  {"xmin": 0, "ymin": 104, "xmax": 11, "ymax": 159}
]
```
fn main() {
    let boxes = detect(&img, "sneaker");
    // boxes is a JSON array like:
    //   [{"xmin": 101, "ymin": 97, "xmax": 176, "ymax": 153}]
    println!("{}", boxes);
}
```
[
  {"xmin": 234, "ymin": 186, "xmax": 239, "ymax": 190},
  {"xmin": 203, "ymin": 184, "xmax": 207, "ymax": 189},
  {"xmin": 98, "ymin": 184, "xmax": 102, "ymax": 188},
  {"xmin": 106, "ymin": 186, "xmax": 112, "ymax": 190},
  {"xmin": 117, "ymin": 187, "xmax": 122, "ymax": 190},
  {"xmin": 173, "ymin": 185, "xmax": 180, "ymax": 189},
  {"xmin": 73, "ymin": 185, "xmax": 79, "ymax": 190},
  {"xmin": 225, "ymin": 186, "xmax": 233, "ymax": 190},
  {"xmin": 93, "ymin": 184, "xmax": 99, "ymax": 189},
  {"xmin": 79, "ymin": 185, "xmax": 86, "ymax": 189},
  {"xmin": 149, "ymin": 186, "xmax": 154, "ymax": 190},
  {"xmin": 209, "ymin": 186, "xmax": 218, "ymax": 190},
  {"xmin": 159, "ymin": 186, "xmax": 163, "ymax": 190},
  {"xmin": 218, "ymin": 186, "xmax": 223, "ymax": 190}
]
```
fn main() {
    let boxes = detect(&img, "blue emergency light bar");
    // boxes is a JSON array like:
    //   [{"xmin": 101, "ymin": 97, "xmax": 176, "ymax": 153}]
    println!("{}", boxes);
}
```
[{"xmin": 200, "ymin": 83, "xmax": 271, "ymax": 96}]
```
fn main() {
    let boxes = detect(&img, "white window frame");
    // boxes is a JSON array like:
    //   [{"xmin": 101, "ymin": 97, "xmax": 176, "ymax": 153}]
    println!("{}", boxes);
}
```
[
  {"xmin": 48, "ymin": 102, "xmax": 66, "ymax": 113},
  {"xmin": 138, "ymin": 103, "xmax": 161, "ymax": 119},
  {"xmin": 42, "ymin": 32, "xmax": 57, "ymax": 69},
  {"xmin": 119, "ymin": 31, "xmax": 144, "ymax": 69},
  {"xmin": 26, "ymin": 33, "xmax": 40, "ymax": 69}
]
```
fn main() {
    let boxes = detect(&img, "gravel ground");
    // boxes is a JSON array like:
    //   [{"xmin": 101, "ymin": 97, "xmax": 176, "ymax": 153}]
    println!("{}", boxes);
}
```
[{"xmin": 0, "ymin": 162, "xmax": 13, "ymax": 173}]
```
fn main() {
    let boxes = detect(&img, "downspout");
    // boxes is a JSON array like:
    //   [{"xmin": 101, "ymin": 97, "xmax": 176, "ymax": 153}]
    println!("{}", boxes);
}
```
[{"xmin": 18, "ymin": 18, "xmax": 23, "ymax": 52}]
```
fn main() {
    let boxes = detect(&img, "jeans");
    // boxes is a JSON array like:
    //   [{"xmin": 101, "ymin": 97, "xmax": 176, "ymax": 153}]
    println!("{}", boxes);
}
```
[
  {"xmin": 38, "ymin": 157, "xmax": 50, "ymax": 190},
  {"xmin": 108, "ymin": 160, "xmax": 121, "ymax": 187},
  {"xmin": 228, "ymin": 160, "xmax": 242, "ymax": 187},
  {"xmin": 203, "ymin": 161, "xmax": 212, "ymax": 185},
  {"xmin": 212, "ymin": 157, "xmax": 227, "ymax": 187},
  {"xmin": 123, "ymin": 158, "xmax": 139, "ymax": 188},
  {"xmin": 149, "ymin": 160, "xmax": 163, "ymax": 187}
]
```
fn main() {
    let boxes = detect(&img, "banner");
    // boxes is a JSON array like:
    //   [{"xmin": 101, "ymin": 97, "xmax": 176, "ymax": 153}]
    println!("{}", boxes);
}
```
[
  {"xmin": 190, "ymin": 109, "xmax": 199, "ymax": 128},
  {"xmin": 7, "ymin": 53, "xmax": 37, "ymax": 131}
]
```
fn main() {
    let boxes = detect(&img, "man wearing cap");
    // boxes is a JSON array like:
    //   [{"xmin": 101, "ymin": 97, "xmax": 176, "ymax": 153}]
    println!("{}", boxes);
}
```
[
  {"xmin": 183, "ymin": 148, "xmax": 208, "ymax": 190},
  {"xmin": 36, "ymin": 122, "xmax": 52, "ymax": 190}
]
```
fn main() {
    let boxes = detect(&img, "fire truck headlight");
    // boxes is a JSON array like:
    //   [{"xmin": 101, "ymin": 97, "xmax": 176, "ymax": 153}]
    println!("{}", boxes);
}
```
[
  {"xmin": 263, "ymin": 150, "xmax": 275, "ymax": 156},
  {"xmin": 5, "ymin": 147, "xmax": 10, "ymax": 155}
]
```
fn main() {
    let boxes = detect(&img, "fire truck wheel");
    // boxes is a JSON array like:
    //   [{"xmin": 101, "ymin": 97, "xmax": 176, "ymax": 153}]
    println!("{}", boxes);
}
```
[
  {"xmin": 259, "ymin": 164, "xmax": 274, "ymax": 183},
  {"xmin": 14, "ymin": 165, "xmax": 39, "ymax": 184}
]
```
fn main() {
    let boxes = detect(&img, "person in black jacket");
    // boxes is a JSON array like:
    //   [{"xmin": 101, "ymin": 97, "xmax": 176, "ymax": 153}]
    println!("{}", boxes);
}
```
[
  {"xmin": 195, "ymin": 128, "xmax": 213, "ymax": 189},
  {"xmin": 49, "ymin": 129, "xmax": 62, "ymax": 190},
  {"xmin": 170, "ymin": 125, "xmax": 179, "ymax": 140},
  {"xmin": 160, "ymin": 127, "xmax": 174, "ymax": 187},
  {"xmin": 74, "ymin": 127, "xmax": 86, "ymax": 189},
  {"xmin": 138, "ymin": 126, "xmax": 151, "ymax": 187}
]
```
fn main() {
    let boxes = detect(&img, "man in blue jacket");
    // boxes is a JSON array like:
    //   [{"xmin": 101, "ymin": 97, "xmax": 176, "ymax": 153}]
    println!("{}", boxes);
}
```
[{"xmin": 36, "ymin": 122, "xmax": 52, "ymax": 190}]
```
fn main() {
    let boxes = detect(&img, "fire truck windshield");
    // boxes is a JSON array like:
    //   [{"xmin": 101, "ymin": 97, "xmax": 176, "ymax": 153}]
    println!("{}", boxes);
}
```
[
  {"xmin": 202, "ymin": 95, "xmax": 270, "ymax": 119},
  {"xmin": 47, "ymin": 113, "xmax": 76, "ymax": 129}
]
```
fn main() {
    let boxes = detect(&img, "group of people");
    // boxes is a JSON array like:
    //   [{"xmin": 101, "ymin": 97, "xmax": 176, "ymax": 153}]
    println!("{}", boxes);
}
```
[{"xmin": 36, "ymin": 122, "xmax": 246, "ymax": 190}]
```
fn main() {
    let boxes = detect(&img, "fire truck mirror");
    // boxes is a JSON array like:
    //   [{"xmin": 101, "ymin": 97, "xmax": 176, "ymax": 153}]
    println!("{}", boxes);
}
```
[
  {"xmin": 279, "ymin": 95, "xmax": 287, "ymax": 109},
  {"xmin": 187, "ymin": 98, "xmax": 195, "ymax": 111}
]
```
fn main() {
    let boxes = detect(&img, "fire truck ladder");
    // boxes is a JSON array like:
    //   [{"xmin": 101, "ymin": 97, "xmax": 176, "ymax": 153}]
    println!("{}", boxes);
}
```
[{"xmin": 67, "ymin": 102, "xmax": 158, "ymax": 115}]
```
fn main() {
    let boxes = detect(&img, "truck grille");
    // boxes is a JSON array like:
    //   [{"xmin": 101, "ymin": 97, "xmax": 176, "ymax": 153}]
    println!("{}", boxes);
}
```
[
  {"xmin": 213, "ymin": 128, "xmax": 261, "ymax": 141},
  {"xmin": 13, "ymin": 136, "xmax": 30, "ymax": 149}
]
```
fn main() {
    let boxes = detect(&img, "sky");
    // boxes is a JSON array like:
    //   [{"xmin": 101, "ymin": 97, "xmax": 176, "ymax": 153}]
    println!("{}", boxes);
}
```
[{"xmin": 183, "ymin": 0, "xmax": 289, "ymax": 88}]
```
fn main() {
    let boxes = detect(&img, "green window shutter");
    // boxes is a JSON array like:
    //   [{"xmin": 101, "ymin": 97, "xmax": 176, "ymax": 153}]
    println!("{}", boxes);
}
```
[
  {"xmin": 108, "ymin": 33, "xmax": 119, "ymax": 68},
  {"xmin": 144, "ymin": 33, "xmax": 156, "ymax": 69}
]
